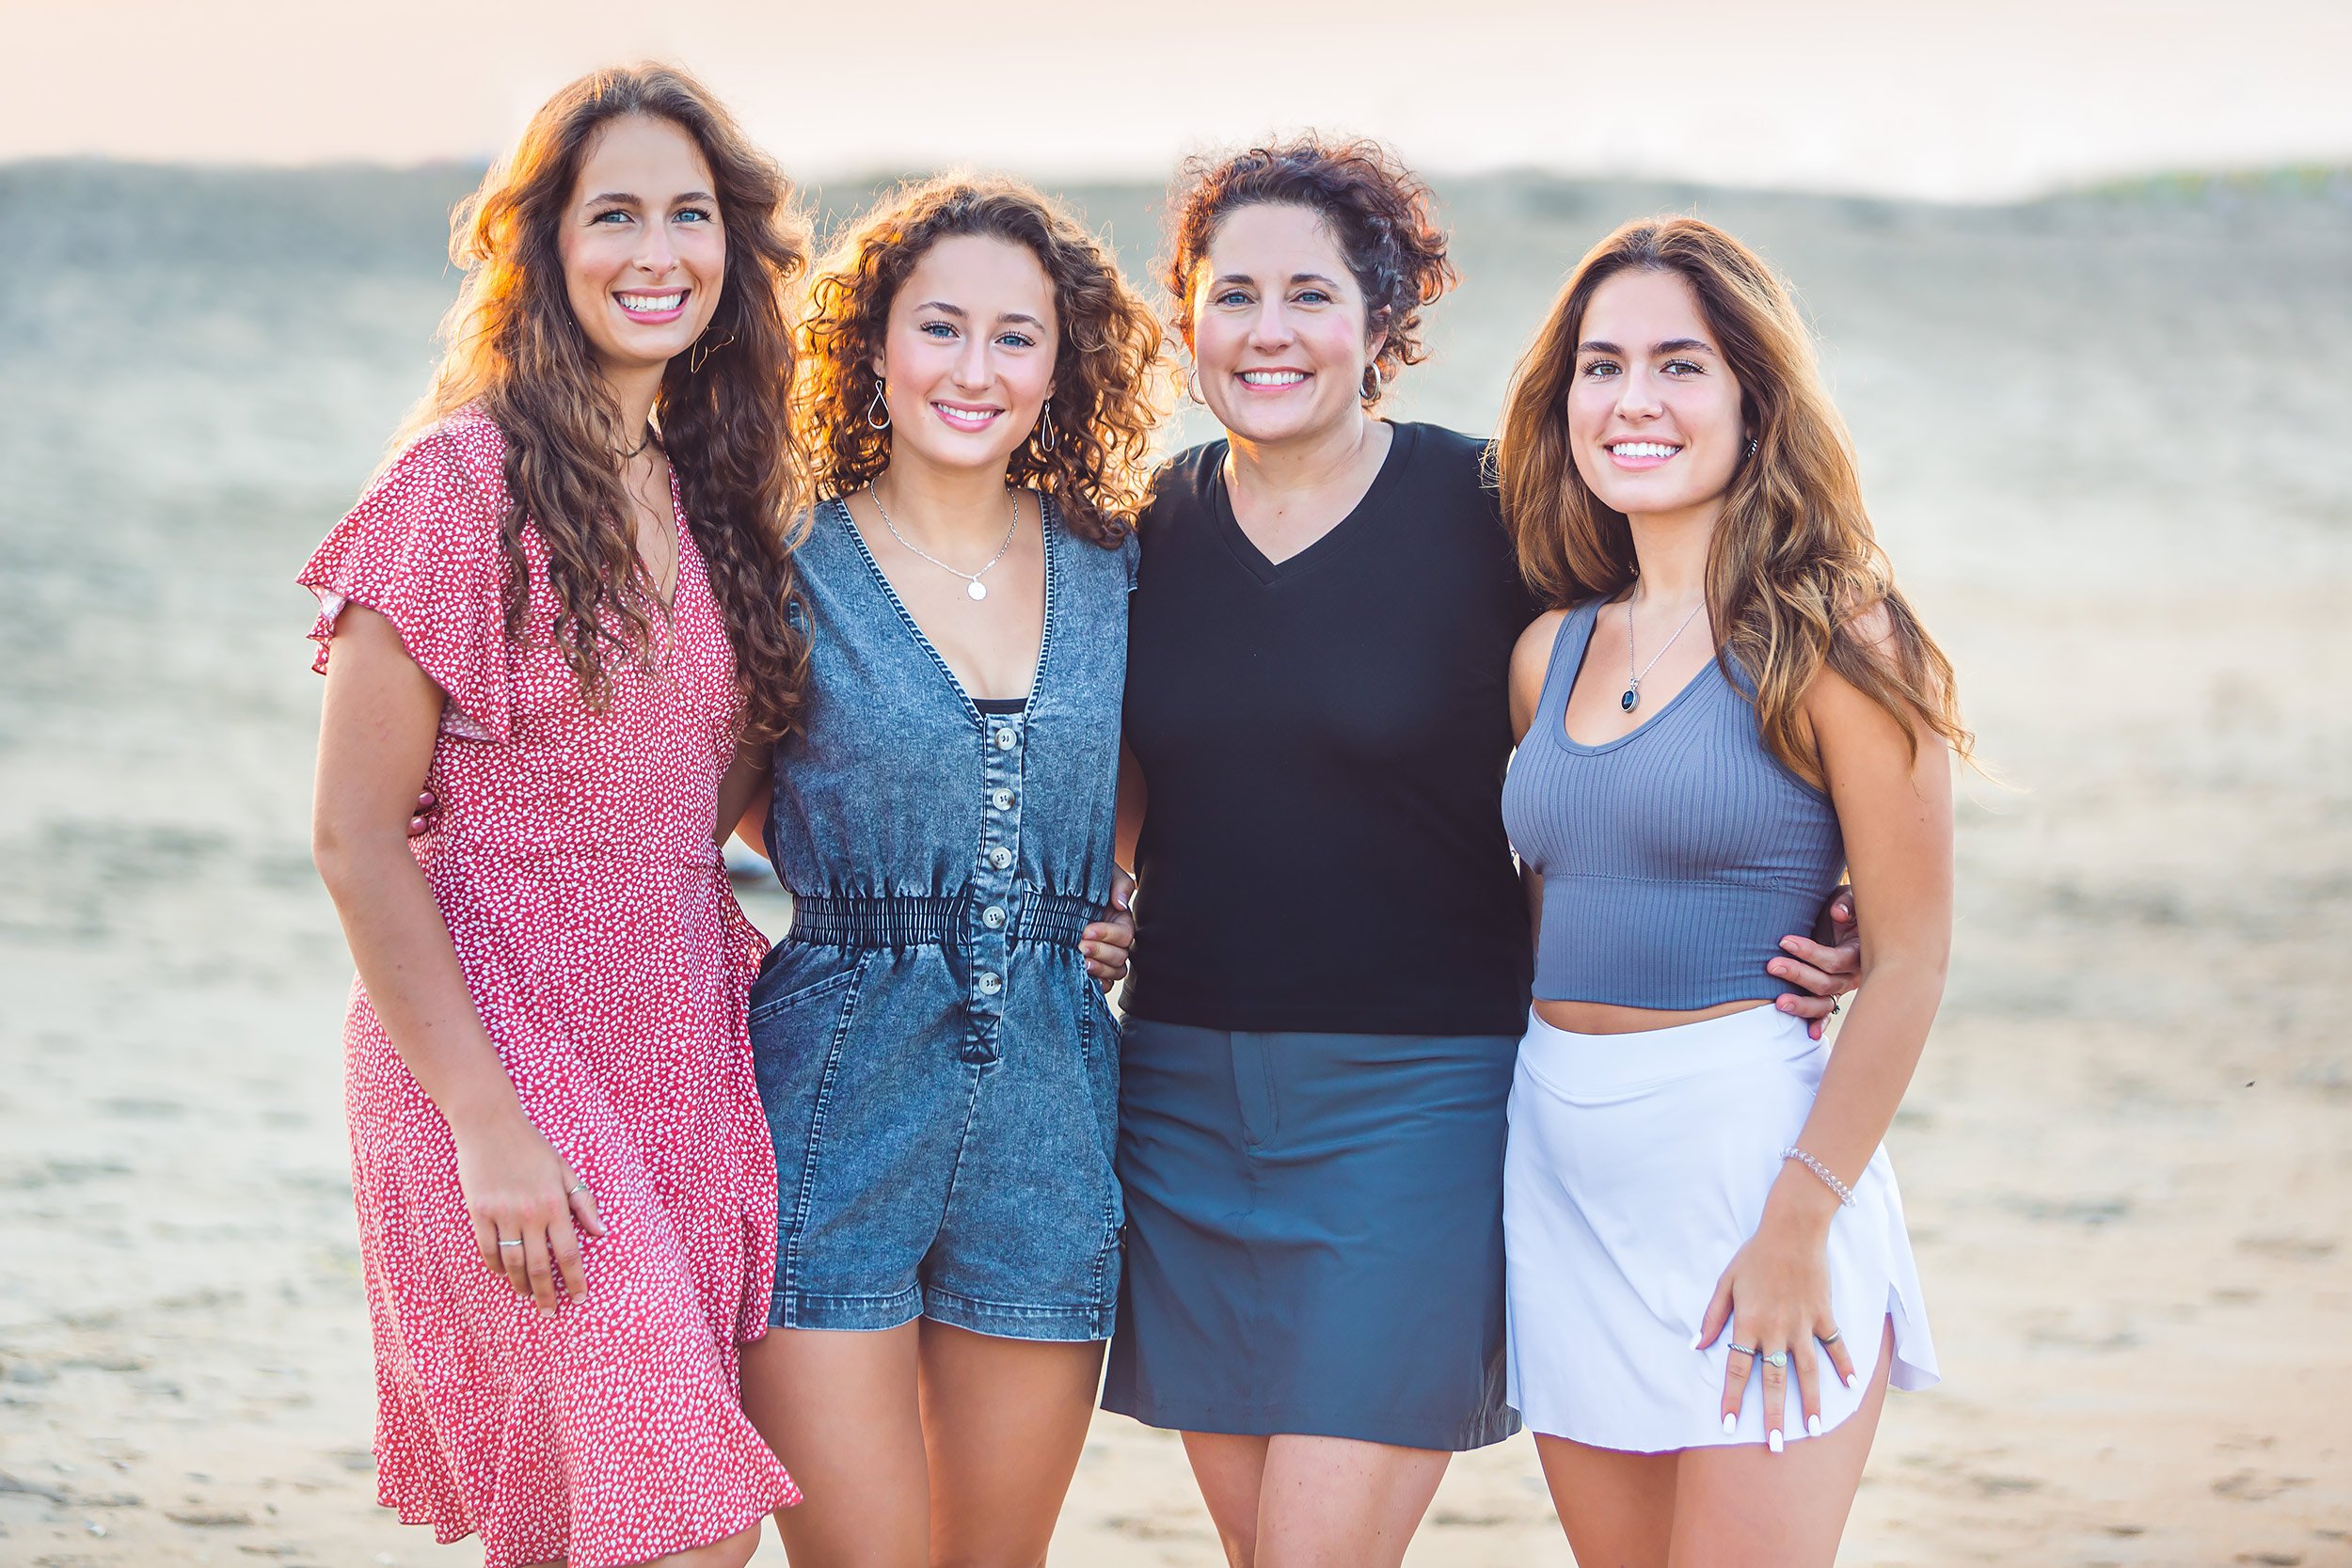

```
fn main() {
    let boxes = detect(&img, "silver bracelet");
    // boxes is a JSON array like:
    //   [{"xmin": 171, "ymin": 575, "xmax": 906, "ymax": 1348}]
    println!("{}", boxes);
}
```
[{"xmin": 1782, "ymin": 1146, "xmax": 1856, "ymax": 1208}]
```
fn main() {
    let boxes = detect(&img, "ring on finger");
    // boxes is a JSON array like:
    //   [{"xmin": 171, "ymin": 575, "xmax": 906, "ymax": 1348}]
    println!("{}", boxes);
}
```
[
  {"xmin": 1760, "ymin": 1350, "xmax": 1789, "ymax": 1370},
  {"xmin": 567, "ymin": 1181, "xmax": 590, "ymax": 1196},
  {"xmin": 1817, "ymin": 1328, "xmax": 1842, "ymax": 1345},
  {"xmin": 1726, "ymin": 1341, "xmax": 1757, "ymax": 1357},
  {"xmin": 497, "ymin": 1238, "xmax": 524, "ymax": 1249}
]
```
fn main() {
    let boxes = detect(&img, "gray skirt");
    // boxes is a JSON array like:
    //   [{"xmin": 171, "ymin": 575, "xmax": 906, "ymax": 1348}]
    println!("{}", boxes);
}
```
[{"xmin": 1102, "ymin": 1019, "xmax": 1521, "ymax": 1450}]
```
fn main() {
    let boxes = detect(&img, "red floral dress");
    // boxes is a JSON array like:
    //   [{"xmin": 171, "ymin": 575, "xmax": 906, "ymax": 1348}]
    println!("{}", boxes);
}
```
[{"xmin": 299, "ymin": 411, "xmax": 798, "ymax": 1568}]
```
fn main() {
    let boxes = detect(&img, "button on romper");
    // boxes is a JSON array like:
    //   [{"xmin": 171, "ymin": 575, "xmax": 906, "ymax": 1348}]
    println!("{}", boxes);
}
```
[{"xmin": 751, "ymin": 496, "xmax": 1136, "ymax": 1340}]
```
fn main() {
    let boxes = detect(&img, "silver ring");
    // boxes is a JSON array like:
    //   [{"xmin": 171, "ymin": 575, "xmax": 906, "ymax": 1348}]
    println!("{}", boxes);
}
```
[
  {"xmin": 1818, "ymin": 1328, "xmax": 1842, "ymax": 1345},
  {"xmin": 1726, "ymin": 1341, "xmax": 1757, "ymax": 1357},
  {"xmin": 496, "ymin": 1239, "xmax": 524, "ymax": 1249},
  {"xmin": 1760, "ymin": 1350, "xmax": 1789, "ymax": 1370},
  {"xmin": 567, "ymin": 1182, "xmax": 590, "ymax": 1196}
]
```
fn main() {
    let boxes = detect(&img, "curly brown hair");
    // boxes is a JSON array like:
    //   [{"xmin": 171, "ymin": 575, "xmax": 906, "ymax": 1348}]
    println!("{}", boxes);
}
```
[
  {"xmin": 403, "ymin": 63, "xmax": 814, "ymax": 744},
  {"xmin": 1162, "ymin": 136, "xmax": 1458, "ymax": 405},
  {"xmin": 1498, "ymin": 217, "xmax": 1972, "ymax": 779},
  {"xmin": 799, "ymin": 175, "xmax": 1168, "ymax": 546}
]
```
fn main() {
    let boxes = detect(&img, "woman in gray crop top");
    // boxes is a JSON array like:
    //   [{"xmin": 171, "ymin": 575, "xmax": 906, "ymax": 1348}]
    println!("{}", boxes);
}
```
[{"xmin": 1493, "ymin": 217, "xmax": 1975, "ymax": 1566}]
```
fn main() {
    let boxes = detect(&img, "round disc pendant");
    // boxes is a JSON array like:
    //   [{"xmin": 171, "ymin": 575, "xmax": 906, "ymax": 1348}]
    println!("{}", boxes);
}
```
[
  {"xmin": 966, "ymin": 580, "xmax": 988, "ymax": 601},
  {"xmin": 1620, "ymin": 687, "xmax": 1641, "ymax": 712}
]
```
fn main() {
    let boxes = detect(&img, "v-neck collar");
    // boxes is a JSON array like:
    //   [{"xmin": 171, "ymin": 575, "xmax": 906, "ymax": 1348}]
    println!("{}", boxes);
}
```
[
  {"xmin": 833, "ymin": 493, "xmax": 1058, "ymax": 726},
  {"xmin": 1206, "ymin": 421, "xmax": 1417, "ymax": 587}
]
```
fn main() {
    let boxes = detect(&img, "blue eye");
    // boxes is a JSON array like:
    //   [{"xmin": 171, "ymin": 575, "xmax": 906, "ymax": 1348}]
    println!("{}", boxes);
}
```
[
  {"xmin": 675, "ymin": 206, "xmax": 714, "ymax": 224},
  {"xmin": 592, "ymin": 209, "xmax": 631, "ymax": 225},
  {"xmin": 995, "ymin": 331, "xmax": 1036, "ymax": 349},
  {"xmin": 919, "ymin": 321, "xmax": 958, "ymax": 339},
  {"xmin": 1295, "ymin": 289, "xmax": 1331, "ymax": 305},
  {"xmin": 1213, "ymin": 290, "xmax": 1250, "ymax": 307}
]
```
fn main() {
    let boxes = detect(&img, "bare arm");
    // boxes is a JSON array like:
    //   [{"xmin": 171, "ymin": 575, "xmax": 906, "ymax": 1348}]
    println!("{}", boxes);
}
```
[
  {"xmin": 1697, "ymin": 622, "xmax": 1953, "ymax": 1442},
  {"xmin": 1509, "ymin": 611, "xmax": 1567, "ymax": 954},
  {"xmin": 1114, "ymin": 737, "xmax": 1147, "ymax": 875},
  {"xmin": 310, "ymin": 606, "xmax": 599, "ymax": 1314},
  {"xmin": 717, "ymin": 744, "xmax": 772, "ymax": 855},
  {"xmin": 1767, "ymin": 665, "xmax": 1951, "ymax": 1224}
]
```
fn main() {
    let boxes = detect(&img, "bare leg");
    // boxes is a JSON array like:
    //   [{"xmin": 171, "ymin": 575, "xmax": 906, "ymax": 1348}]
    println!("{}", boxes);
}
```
[
  {"xmin": 1180, "ymin": 1431, "xmax": 1449, "ymax": 1568},
  {"xmin": 1666, "ymin": 1320, "xmax": 1896, "ymax": 1568},
  {"xmin": 1532, "ymin": 1438, "xmax": 1677, "ymax": 1568},
  {"xmin": 1182, "ymin": 1432, "xmax": 1272, "ymax": 1567},
  {"xmin": 514, "ymin": 1520, "xmax": 763, "ymax": 1568},
  {"xmin": 739, "ymin": 1323, "xmax": 929, "ymax": 1568},
  {"xmin": 917, "ymin": 1323, "xmax": 1104, "ymax": 1568}
]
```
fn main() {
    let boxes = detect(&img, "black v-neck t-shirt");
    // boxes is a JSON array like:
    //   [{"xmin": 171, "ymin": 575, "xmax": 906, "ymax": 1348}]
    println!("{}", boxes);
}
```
[{"xmin": 1121, "ymin": 421, "xmax": 1541, "ymax": 1036}]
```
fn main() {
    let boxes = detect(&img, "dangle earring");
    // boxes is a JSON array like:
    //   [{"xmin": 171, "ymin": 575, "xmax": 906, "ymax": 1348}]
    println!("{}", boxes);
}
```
[
  {"xmin": 866, "ymin": 378, "xmax": 891, "ymax": 431},
  {"xmin": 1038, "ymin": 398, "xmax": 1057, "ymax": 452},
  {"xmin": 689, "ymin": 332, "xmax": 734, "ymax": 376},
  {"xmin": 1746, "ymin": 434, "xmax": 1759, "ymax": 456}
]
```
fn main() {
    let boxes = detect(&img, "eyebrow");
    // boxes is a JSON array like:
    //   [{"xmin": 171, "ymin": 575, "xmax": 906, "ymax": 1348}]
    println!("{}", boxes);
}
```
[
  {"xmin": 583, "ymin": 190, "xmax": 718, "ymax": 207},
  {"xmin": 1577, "ymin": 337, "xmax": 1718, "ymax": 356},
  {"xmin": 914, "ymin": 301, "xmax": 1049, "ymax": 329},
  {"xmin": 1208, "ymin": 271, "xmax": 1343, "ymax": 289}
]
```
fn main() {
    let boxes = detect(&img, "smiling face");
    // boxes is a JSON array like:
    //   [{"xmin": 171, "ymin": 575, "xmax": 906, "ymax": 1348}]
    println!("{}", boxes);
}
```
[
  {"xmin": 875, "ymin": 232, "xmax": 1058, "ymax": 478},
  {"xmin": 557, "ymin": 114, "xmax": 725, "ymax": 387},
  {"xmin": 1567, "ymin": 267, "xmax": 1747, "ymax": 526},
  {"xmin": 1187, "ymin": 202, "xmax": 1382, "ymax": 447}
]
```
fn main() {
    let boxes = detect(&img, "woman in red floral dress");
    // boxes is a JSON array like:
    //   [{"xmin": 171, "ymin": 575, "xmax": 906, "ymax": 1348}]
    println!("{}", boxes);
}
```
[{"xmin": 302, "ymin": 67, "xmax": 809, "ymax": 1568}]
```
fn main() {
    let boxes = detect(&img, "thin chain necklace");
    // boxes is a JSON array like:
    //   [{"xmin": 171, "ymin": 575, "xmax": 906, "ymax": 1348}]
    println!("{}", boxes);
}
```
[
  {"xmin": 870, "ymin": 483, "xmax": 1020, "ymax": 602},
  {"xmin": 1621, "ymin": 589, "xmax": 1708, "ymax": 713}
]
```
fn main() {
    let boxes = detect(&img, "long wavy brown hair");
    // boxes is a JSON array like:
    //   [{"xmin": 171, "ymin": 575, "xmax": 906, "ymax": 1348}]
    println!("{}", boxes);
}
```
[
  {"xmin": 402, "ymin": 63, "xmax": 812, "ymax": 742},
  {"xmin": 1498, "ymin": 216, "xmax": 1971, "ymax": 777},
  {"xmin": 799, "ymin": 175, "xmax": 1168, "ymax": 545}
]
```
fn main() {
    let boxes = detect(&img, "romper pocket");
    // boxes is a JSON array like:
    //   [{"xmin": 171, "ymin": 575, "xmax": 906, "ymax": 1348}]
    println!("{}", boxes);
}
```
[{"xmin": 749, "ymin": 953, "xmax": 865, "ymax": 1024}]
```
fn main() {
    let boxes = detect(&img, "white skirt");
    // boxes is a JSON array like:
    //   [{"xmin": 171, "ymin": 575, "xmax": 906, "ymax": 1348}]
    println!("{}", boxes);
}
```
[{"xmin": 1504, "ymin": 1004, "xmax": 1937, "ymax": 1452}]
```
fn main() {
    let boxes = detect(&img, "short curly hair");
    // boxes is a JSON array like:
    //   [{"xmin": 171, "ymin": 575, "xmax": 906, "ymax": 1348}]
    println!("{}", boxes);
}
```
[
  {"xmin": 1163, "ymin": 136, "xmax": 1458, "ymax": 405},
  {"xmin": 799, "ymin": 175, "xmax": 1169, "ymax": 546}
]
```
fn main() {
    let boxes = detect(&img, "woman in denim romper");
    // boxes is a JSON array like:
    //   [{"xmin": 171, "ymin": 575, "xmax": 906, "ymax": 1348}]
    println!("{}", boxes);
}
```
[{"xmin": 732, "ymin": 178, "xmax": 1168, "ymax": 1568}]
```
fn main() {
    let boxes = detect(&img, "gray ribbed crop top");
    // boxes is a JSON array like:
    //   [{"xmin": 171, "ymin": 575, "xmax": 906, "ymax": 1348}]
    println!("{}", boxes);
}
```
[{"xmin": 1501, "ymin": 597, "xmax": 1845, "ymax": 1009}]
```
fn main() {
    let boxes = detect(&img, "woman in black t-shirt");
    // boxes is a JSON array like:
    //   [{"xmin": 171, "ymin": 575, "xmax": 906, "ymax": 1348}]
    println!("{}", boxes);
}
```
[{"xmin": 1103, "ymin": 138, "xmax": 1859, "ymax": 1565}]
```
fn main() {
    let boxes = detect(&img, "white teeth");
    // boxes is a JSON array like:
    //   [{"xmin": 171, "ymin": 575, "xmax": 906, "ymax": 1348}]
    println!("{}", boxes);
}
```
[
  {"xmin": 1239, "ymin": 371, "xmax": 1307, "ymax": 386},
  {"xmin": 618, "ymin": 293, "xmax": 685, "ymax": 313},
  {"xmin": 1610, "ymin": 441, "xmax": 1680, "ymax": 459},
  {"xmin": 934, "ymin": 404, "xmax": 997, "ymax": 427}
]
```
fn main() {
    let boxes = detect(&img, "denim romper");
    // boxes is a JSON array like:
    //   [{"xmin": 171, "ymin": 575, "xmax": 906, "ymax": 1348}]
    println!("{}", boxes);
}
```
[{"xmin": 751, "ymin": 494, "xmax": 1136, "ymax": 1341}]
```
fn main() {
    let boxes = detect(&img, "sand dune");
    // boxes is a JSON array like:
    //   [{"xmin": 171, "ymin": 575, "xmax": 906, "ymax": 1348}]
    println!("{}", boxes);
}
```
[{"xmin": 1, "ymin": 162, "xmax": 2346, "ymax": 1566}]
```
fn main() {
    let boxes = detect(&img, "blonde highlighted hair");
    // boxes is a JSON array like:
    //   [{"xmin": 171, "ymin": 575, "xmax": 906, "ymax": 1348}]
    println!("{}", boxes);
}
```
[{"xmin": 1497, "ymin": 216, "xmax": 1971, "ymax": 777}]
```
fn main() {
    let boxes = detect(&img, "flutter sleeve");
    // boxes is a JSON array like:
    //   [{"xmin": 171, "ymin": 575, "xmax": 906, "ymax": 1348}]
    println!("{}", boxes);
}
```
[{"xmin": 297, "ymin": 420, "xmax": 516, "ymax": 743}]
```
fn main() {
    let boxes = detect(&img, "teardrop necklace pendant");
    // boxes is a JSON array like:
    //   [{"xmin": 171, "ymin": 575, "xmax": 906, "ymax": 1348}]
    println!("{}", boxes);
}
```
[
  {"xmin": 1620, "ymin": 685, "xmax": 1641, "ymax": 713},
  {"xmin": 966, "ymin": 579, "xmax": 988, "ymax": 601}
]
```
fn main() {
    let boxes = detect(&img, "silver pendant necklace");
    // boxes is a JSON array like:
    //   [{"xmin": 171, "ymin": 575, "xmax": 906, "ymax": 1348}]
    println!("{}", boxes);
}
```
[
  {"xmin": 1622, "ymin": 590, "xmax": 1707, "ymax": 712},
  {"xmin": 871, "ymin": 483, "xmax": 1020, "ymax": 601}
]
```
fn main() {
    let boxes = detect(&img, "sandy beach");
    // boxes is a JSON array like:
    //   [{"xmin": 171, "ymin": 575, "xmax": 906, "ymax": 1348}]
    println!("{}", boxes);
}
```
[{"xmin": 1, "ymin": 162, "xmax": 2347, "ymax": 1566}]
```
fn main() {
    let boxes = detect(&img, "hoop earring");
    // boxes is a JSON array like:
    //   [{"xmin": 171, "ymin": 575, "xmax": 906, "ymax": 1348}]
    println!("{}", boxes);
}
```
[
  {"xmin": 1183, "ymin": 360, "xmax": 1206, "ymax": 407},
  {"xmin": 1360, "ymin": 363, "xmax": 1381, "ymax": 403},
  {"xmin": 689, "ymin": 333, "xmax": 734, "ymax": 376},
  {"xmin": 866, "ymin": 379, "xmax": 890, "ymax": 431},
  {"xmin": 1038, "ymin": 398, "xmax": 1057, "ymax": 452}
]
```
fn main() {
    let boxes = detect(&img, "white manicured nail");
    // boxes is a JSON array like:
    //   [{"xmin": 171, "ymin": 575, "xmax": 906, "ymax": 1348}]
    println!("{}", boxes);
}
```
[
  {"xmin": 1768, "ymin": 1429, "xmax": 1785, "ymax": 1454},
  {"xmin": 1842, "ymin": 1370, "xmax": 1858, "ymax": 1389},
  {"xmin": 1806, "ymin": 1414, "xmax": 1824, "ymax": 1437},
  {"xmin": 1722, "ymin": 1413, "xmax": 1738, "ymax": 1435},
  {"xmin": 1691, "ymin": 1332, "xmax": 1706, "ymax": 1350}
]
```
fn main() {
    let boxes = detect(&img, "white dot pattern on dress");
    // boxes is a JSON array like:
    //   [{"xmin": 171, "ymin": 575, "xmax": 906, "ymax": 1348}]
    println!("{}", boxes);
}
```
[{"xmin": 299, "ymin": 410, "xmax": 799, "ymax": 1568}]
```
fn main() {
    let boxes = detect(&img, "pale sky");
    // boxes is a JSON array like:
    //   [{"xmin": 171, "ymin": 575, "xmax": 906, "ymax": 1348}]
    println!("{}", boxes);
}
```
[{"xmin": 9, "ymin": 0, "xmax": 2351, "ymax": 200}]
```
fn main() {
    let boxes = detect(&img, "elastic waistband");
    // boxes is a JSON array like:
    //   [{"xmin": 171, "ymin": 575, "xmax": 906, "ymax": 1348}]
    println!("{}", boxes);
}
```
[
  {"xmin": 786, "ymin": 891, "xmax": 1096, "ymax": 951},
  {"xmin": 1518, "ymin": 1003, "xmax": 1816, "ymax": 1097}
]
